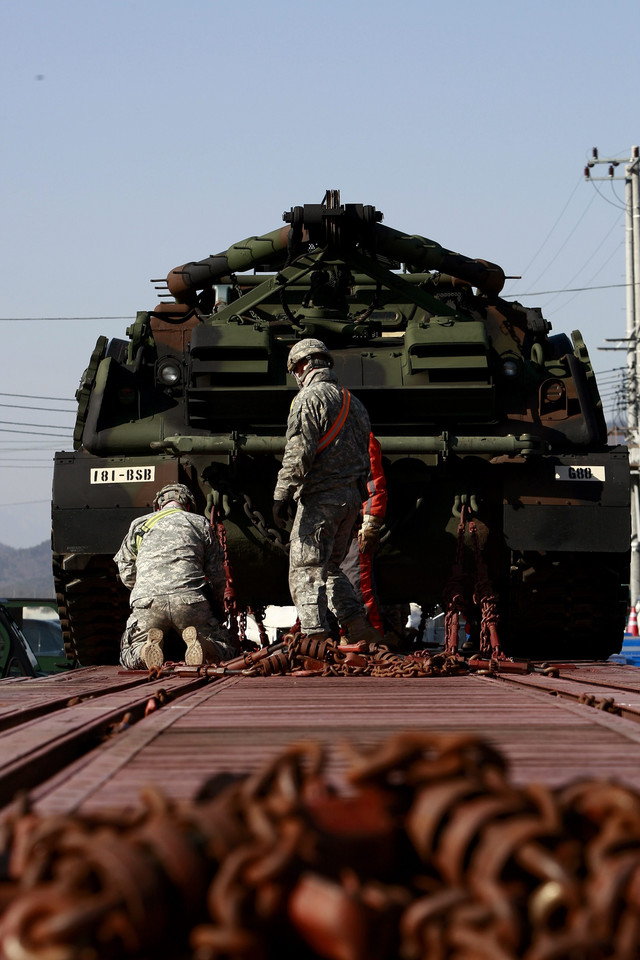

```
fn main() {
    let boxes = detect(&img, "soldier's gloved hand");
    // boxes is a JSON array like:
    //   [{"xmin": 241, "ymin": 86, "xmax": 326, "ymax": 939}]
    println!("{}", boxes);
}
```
[
  {"xmin": 272, "ymin": 499, "xmax": 291, "ymax": 529},
  {"xmin": 357, "ymin": 515, "xmax": 384, "ymax": 555}
]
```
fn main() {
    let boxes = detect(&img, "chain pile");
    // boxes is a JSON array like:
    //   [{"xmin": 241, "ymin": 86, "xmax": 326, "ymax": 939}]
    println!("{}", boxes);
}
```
[
  {"xmin": 181, "ymin": 634, "xmax": 470, "ymax": 679},
  {"xmin": 2, "ymin": 732, "xmax": 640, "ymax": 958}
]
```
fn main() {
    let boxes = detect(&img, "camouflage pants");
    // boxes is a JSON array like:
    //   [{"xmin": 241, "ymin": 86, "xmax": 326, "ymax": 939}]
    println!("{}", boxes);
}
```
[
  {"xmin": 119, "ymin": 594, "xmax": 235, "ymax": 669},
  {"xmin": 288, "ymin": 489, "xmax": 364, "ymax": 635}
]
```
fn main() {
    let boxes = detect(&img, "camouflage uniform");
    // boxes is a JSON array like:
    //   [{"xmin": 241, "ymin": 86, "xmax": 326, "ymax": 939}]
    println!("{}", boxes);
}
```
[
  {"xmin": 274, "ymin": 365, "xmax": 372, "ymax": 635},
  {"xmin": 115, "ymin": 507, "xmax": 235, "ymax": 668}
]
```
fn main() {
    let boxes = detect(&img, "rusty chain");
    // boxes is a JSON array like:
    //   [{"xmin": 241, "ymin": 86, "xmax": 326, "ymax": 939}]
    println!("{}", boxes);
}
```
[
  {"xmin": 2, "ymin": 732, "xmax": 640, "ymax": 958},
  {"xmin": 442, "ymin": 504, "xmax": 503, "ymax": 659},
  {"xmin": 577, "ymin": 693, "xmax": 622, "ymax": 715},
  {"xmin": 212, "ymin": 632, "xmax": 470, "ymax": 680},
  {"xmin": 208, "ymin": 505, "xmax": 262, "ymax": 654},
  {"xmin": 242, "ymin": 492, "xmax": 289, "ymax": 553},
  {"xmin": 443, "ymin": 507, "xmax": 472, "ymax": 656},
  {"xmin": 468, "ymin": 515, "xmax": 502, "ymax": 659}
]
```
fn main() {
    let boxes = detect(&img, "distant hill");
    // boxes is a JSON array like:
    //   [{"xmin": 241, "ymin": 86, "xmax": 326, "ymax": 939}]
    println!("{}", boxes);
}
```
[{"xmin": 0, "ymin": 541, "xmax": 55, "ymax": 599}]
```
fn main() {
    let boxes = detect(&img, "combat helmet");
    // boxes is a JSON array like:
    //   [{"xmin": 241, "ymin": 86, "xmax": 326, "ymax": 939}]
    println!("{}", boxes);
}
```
[
  {"xmin": 287, "ymin": 338, "xmax": 334, "ymax": 373},
  {"xmin": 153, "ymin": 483, "xmax": 196, "ymax": 512}
]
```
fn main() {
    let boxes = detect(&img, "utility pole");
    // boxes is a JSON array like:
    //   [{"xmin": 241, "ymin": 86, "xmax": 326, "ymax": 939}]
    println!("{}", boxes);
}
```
[{"xmin": 585, "ymin": 146, "xmax": 640, "ymax": 605}]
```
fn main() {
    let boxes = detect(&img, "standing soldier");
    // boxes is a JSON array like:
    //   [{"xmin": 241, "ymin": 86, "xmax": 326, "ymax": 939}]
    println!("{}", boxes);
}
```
[
  {"xmin": 115, "ymin": 483, "xmax": 236, "ymax": 669},
  {"xmin": 272, "ymin": 338, "xmax": 381, "ymax": 645}
]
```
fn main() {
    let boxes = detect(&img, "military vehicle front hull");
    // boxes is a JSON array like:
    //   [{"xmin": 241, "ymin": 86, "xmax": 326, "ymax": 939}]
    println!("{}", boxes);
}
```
[
  {"xmin": 52, "ymin": 445, "xmax": 629, "ymax": 665},
  {"xmin": 52, "ymin": 193, "xmax": 630, "ymax": 665}
]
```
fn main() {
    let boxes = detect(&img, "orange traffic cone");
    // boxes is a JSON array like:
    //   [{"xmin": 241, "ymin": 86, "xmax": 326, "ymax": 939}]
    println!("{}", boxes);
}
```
[{"xmin": 627, "ymin": 607, "xmax": 639, "ymax": 637}]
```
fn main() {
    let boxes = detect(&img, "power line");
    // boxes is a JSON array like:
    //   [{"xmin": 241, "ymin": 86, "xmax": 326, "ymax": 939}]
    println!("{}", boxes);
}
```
[
  {"xmin": 0, "ymin": 442, "xmax": 62, "ymax": 448},
  {"xmin": 505, "ymin": 281, "xmax": 629, "ymax": 297},
  {"xmin": 541, "ymin": 216, "xmax": 623, "ymax": 311},
  {"xmin": 608, "ymin": 177, "xmax": 627, "ymax": 209},
  {"xmin": 524, "ymin": 192, "xmax": 597, "ymax": 292},
  {"xmin": 589, "ymin": 178, "xmax": 627, "ymax": 212},
  {"xmin": 0, "ymin": 428, "xmax": 69, "ymax": 437},
  {"xmin": 503, "ymin": 176, "xmax": 583, "ymax": 297},
  {"xmin": 0, "ymin": 315, "xmax": 131, "ymax": 322},
  {"xmin": 0, "ymin": 419, "xmax": 73, "ymax": 430},
  {"xmin": 0, "ymin": 392, "xmax": 75, "ymax": 402},
  {"xmin": 0, "ymin": 402, "xmax": 75, "ymax": 414},
  {"xmin": 548, "ymin": 246, "xmax": 625, "ymax": 313}
]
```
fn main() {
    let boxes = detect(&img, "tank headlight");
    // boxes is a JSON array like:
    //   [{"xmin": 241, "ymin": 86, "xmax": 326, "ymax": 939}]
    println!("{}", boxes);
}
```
[
  {"xmin": 502, "ymin": 359, "xmax": 519, "ymax": 378},
  {"xmin": 157, "ymin": 360, "xmax": 182, "ymax": 386}
]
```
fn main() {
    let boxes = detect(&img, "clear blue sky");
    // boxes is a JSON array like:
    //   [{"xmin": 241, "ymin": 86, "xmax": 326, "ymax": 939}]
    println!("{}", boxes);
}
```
[{"xmin": 1, "ymin": 0, "xmax": 638, "ymax": 548}]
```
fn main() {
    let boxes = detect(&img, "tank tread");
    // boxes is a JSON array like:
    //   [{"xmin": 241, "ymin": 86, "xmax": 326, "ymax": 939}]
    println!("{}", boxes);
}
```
[{"xmin": 53, "ymin": 553, "xmax": 129, "ymax": 666}]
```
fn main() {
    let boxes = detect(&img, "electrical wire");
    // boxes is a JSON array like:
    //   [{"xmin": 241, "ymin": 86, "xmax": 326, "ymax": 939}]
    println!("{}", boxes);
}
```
[
  {"xmin": 523, "ymin": 192, "xmax": 597, "ymax": 292},
  {"xmin": 503, "ymin": 176, "xmax": 583, "ymax": 297},
  {"xmin": 0, "ymin": 403, "xmax": 75, "ymax": 413},
  {"xmin": 609, "ymin": 178, "xmax": 627, "ymax": 208},
  {"xmin": 0, "ymin": 441, "xmax": 58, "ymax": 449},
  {"xmin": 0, "ymin": 392, "xmax": 75, "ymax": 402},
  {"xmin": 542, "ymin": 218, "xmax": 623, "ymax": 310},
  {"xmin": 0, "ymin": 419, "xmax": 73, "ymax": 430},
  {"xmin": 589, "ymin": 179, "xmax": 626, "ymax": 212},
  {"xmin": 0, "ymin": 428, "xmax": 70, "ymax": 437},
  {"xmin": 0, "ymin": 315, "xmax": 130, "ymax": 322},
  {"xmin": 505, "ymin": 281, "xmax": 629, "ymax": 297}
]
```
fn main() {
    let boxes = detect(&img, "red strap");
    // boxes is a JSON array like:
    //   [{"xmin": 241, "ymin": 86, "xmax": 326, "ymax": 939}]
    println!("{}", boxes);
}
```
[
  {"xmin": 359, "ymin": 551, "xmax": 383, "ymax": 632},
  {"xmin": 317, "ymin": 387, "xmax": 351, "ymax": 453}
]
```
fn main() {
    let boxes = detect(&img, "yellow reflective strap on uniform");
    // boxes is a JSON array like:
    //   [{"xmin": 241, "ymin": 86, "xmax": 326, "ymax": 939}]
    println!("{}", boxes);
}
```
[{"xmin": 133, "ymin": 508, "xmax": 183, "ymax": 553}]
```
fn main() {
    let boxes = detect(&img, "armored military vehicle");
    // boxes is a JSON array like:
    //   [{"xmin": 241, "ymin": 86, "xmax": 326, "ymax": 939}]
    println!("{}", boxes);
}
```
[{"xmin": 52, "ymin": 191, "xmax": 630, "ymax": 665}]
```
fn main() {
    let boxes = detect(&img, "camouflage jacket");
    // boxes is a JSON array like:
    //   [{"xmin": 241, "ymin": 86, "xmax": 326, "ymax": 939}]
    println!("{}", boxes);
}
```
[
  {"xmin": 274, "ymin": 367, "xmax": 371, "ymax": 503},
  {"xmin": 114, "ymin": 506, "xmax": 226, "ymax": 606}
]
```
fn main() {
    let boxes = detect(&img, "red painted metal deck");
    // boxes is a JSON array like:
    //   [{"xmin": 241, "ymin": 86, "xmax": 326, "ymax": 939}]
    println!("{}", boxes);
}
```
[
  {"xmin": 2, "ymin": 662, "xmax": 640, "ymax": 819},
  {"xmin": 4, "ymin": 662, "xmax": 640, "ymax": 959}
]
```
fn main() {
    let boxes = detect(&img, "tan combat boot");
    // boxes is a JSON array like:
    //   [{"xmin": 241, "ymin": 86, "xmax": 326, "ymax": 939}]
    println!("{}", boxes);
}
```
[
  {"xmin": 141, "ymin": 628, "xmax": 164, "ymax": 669},
  {"xmin": 344, "ymin": 615, "xmax": 383, "ymax": 646},
  {"xmin": 183, "ymin": 626, "xmax": 221, "ymax": 665}
]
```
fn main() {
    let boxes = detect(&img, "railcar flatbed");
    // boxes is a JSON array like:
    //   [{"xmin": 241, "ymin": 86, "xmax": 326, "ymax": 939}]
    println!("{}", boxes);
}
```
[
  {"xmin": 2, "ymin": 660, "xmax": 640, "ymax": 819},
  {"xmin": 4, "ymin": 659, "xmax": 640, "ymax": 959}
]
